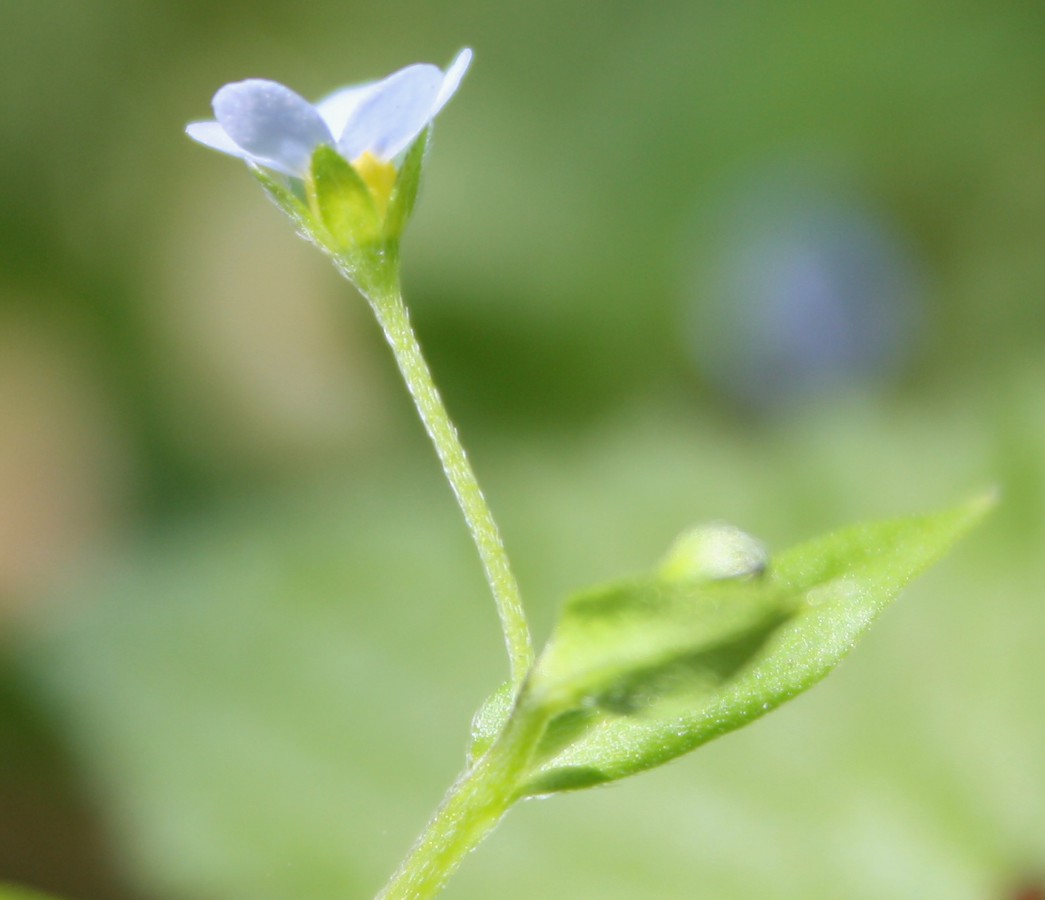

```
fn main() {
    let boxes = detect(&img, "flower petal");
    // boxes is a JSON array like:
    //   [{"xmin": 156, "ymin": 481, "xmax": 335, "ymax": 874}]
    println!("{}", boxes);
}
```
[
  {"xmin": 337, "ymin": 64, "xmax": 445, "ymax": 161},
  {"xmin": 185, "ymin": 120, "xmax": 300, "ymax": 176},
  {"xmin": 315, "ymin": 83, "xmax": 374, "ymax": 138},
  {"xmin": 212, "ymin": 79, "xmax": 333, "ymax": 177},
  {"xmin": 185, "ymin": 121, "xmax": 253, "ymax": 159},
  {"xmin": 431, "ymin": 48, "xmax": 472, "ymax": 118}
]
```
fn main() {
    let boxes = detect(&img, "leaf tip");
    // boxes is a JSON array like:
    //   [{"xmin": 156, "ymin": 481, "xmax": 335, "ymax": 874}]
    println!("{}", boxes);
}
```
[{"xmin": 948, "ymin": 486, "xmax": 1000, "ymax": 539}]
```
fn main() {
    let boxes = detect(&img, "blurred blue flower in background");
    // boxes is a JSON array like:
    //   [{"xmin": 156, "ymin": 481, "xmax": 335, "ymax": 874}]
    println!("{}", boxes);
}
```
[{"xmin": 685, "ymin": 162, "xmax": 926, "ymax": 412}]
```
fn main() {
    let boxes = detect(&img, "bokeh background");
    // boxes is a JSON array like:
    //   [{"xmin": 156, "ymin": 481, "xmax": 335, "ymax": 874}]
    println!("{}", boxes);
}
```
[{"xmin": 2, "ymin": 2, "xmax": 1044, "ymax": 898}]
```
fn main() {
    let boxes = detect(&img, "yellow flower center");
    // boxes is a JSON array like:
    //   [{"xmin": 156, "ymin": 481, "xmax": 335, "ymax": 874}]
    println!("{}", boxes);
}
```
[{"xmin": 352, "ymin": 151, "xmax": 397, "ymax": 217}]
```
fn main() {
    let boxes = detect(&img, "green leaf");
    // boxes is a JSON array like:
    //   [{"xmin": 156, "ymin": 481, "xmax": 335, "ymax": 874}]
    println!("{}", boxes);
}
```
[
  {"xmin": 384, "ymin": 129, "xmax": 428, "ymax": 241},
  {"xmin": 526, "ymin": 574, "xmax": 792, "ymax": 718},
  {"xmin": 519, "ymin": 492, "xmax": 995, "ymax": 795},
  {"xmin": 307, "ymin": 145, "xmax": 380, "ymax": 249}
]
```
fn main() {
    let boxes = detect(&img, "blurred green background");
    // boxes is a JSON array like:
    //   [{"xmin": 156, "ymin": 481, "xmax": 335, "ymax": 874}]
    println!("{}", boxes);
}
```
[{"xmin": 2, "ymin": 2, "xmax": 1044, "ymax": 898}]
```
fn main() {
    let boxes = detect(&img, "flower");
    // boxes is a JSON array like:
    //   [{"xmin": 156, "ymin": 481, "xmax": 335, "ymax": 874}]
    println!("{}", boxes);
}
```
[
  {"xmin": 186, "ymin": 48, "xmax": 472, "ymax": 189},
  {"xmin": 187, "ymin": 50, "xmax": 472, "ymax": 289}
]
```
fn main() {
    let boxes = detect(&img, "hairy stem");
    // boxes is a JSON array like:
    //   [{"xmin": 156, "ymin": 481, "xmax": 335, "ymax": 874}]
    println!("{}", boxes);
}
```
[
  {"xmin": 376, "ymin": 699, "xmax": 546, "ymax": 899},
  {"xmin": 363, "ymin": 277, "xmax": 534, "ymax": 686}
]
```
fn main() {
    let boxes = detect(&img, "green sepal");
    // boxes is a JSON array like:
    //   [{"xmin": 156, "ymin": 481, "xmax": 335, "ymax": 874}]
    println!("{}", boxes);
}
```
[
  {"xmin": 384, "ymin": 129, "xmax": 428, "ymax": 241},
  {"xmin": 252, "ymin": 167, "xmax": 315, "ymax": 240},
  {"xmin": 307, "ymin": 145, "xmax": 381, "ymax": 250},
  {"xmin": 516, "ymin": 492, "xmax": 994, "ymax": 796}
]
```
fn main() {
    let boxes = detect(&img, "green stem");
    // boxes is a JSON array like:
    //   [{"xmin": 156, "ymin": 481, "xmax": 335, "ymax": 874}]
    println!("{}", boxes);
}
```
[
  {"xmin": 363, "ymin": 277, "xmax": 534, "ymax": 686},
  {"xmin": 375, "ymin": 699, "xmax": 547, "ymax": 900}
]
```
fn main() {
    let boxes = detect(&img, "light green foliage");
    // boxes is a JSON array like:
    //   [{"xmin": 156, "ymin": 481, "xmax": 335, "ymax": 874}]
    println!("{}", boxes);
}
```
[
  {"xmin": 16, "ymin": 406, "xmax": 1023, "ymax": 899},
  {"xmin": 6, "ymin": 493, "xmax": 989, "ymax": 900},
  {"xmin": 338, "ymin": 492, "xmax": 994, "ymax": 895},
  {"xmin": 516, "ymin": 493, "xmax": 994, "ymax": 795}
]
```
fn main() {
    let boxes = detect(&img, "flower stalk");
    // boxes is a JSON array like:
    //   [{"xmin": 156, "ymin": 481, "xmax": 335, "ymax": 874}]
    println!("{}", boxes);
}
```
[
  {"xmin": 186, "ymin": 49, "xmax": 534, "ymax": 681},
  {"xmin": 363, "ymin": 278, "xmax": 534, "ymax": 686},
  {"xmin": 375, "ymin": 696, "xmax": 549, "ymax": 900},
  {"xmin": 187, "ymin": 50, "xmax": 538, "ymax": 897}
]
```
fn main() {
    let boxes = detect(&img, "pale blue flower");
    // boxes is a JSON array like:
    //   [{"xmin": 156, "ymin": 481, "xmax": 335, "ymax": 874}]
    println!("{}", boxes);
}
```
[{"xmin": 186, "ymin": 49, "xmax": 472, "ymax": 179}]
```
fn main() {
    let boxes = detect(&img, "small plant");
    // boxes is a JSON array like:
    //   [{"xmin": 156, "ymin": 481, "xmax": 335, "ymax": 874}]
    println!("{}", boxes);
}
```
[
  {"xmin": 181, "ymin": 49, "xmax": 990, "ymax": 899},
  {"xmin": 0, "ymin": 48, "xmax": 991, "ymax": 900}
]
